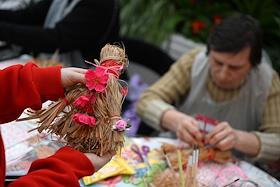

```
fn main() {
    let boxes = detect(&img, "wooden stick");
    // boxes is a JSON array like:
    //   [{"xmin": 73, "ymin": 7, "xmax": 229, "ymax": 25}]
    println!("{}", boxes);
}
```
[
  {"xmin": 177, "ymin": 150, "xmax": 185, "ymax": 187},
  {"xmin": 185, "ymin": 148, "xmax": 200, "ymax": 187},
  {"xmin": 162, "ymin": 150, "xmax": 179, "ymax": 186}
]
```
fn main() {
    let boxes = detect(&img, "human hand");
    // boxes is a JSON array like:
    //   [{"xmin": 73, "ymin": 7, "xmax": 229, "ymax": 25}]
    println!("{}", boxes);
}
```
[
  {"xmin": 61, "ymin": 67, "xmax": 87, "ymax": 88},
  {"xmin": 84, "ymin": 151, "xmax": 115, "ymax": 171},
  {"xmin": 176, "ymin": 113, "xmax": 203, "ymax": 146},
  {"xmin": 205, "ymin": 122, "xmax": 237, "ymax": 151}
]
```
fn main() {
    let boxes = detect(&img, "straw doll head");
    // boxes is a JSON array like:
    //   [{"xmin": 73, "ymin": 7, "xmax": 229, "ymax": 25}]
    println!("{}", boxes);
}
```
[{"xmin": 23, "ymin": 44, "xmax": 129, "ymax": 156}]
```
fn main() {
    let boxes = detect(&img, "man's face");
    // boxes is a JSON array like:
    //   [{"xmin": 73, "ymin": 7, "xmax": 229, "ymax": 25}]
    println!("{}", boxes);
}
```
[{"xmin": 208, "ymin": 47, "xmax": 252, "ymax": 90}]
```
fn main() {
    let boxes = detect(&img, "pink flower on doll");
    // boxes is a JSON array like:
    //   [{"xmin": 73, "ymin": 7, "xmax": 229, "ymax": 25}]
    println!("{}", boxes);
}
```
[
  {"xmin": 121, "ymin": 87, "xmax": 128, "ymax": 96},
  {"xmin": 85, "ymin": 67, "xmax": 109, "ymax": 93},
  {"xmin": 73, "ymin": 96, "xmax": 90, "ymax": 108},
  {"xmin": 73, "ymin": 113, "xmax": 96, "ymax": 127},
  {"xmin": 112, "ymin": 119, "xmax": 130, "ymax": 132}
]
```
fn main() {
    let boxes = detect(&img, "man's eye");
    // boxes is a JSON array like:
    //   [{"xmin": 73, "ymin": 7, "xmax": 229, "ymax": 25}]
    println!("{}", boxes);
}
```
[
  {"xmin": 215, "ymin": 61, "xmax": 223, "ymax": 66},
  {"xmin": 229, "ymin": 66, "xmax": 240, "ymax": 70}
]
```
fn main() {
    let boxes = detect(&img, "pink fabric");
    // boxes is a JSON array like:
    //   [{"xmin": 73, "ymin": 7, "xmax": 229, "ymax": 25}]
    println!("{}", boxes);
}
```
[{"xmin": 73, "ymin": 113, "xmax": 96, "ymax": 127}]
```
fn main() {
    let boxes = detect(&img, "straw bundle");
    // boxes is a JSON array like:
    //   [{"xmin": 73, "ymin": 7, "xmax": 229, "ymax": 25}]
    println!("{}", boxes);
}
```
[{"xmin": 20, "ymin": 44, "xmax": 129, "ymax": 156}]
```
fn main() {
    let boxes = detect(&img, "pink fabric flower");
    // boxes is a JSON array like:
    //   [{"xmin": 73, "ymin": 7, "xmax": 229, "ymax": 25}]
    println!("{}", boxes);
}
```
[
  {"xmin": 73, "ymin": 96, "xmax": 90, "ymax": 108},
  {"xmin": 113, "ymin": 119, "xmax": 127, "ymax": 131},
  {"xmin": 73, "ymin": 113, "xmax": 96, "ymax": 127},
  {"xmin": 85, "ymin": 67, "xmax": 109, "ymax": 93},
  {"xmin": 121, "ymin": 87, "xmax": 128, "ymax": 96}
]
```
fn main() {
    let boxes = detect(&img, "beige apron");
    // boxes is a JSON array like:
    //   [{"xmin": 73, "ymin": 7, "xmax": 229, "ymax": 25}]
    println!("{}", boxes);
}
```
[{"xmin": 180, "ymin": 49, "xmax": 273, "ymax": 132}]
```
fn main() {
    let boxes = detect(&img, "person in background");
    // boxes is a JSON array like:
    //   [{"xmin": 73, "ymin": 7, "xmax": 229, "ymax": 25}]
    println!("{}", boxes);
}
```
[
  {"xmin": 136, "ymin": 13, "xmax": 280, "ymax": 162},
  {"xmin": 0, "ymin": 0, "xmax": 119, "ymax": 66},
  {"xmin": 0, "ymin": 62, "xmax": 113, "ymax": 186},
  {"xmin": 0, "ymin": 0, "xmax": 41, "ymax": 10}
]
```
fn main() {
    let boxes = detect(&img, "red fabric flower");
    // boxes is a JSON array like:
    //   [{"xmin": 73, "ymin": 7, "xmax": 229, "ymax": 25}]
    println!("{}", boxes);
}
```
[
  {"xmin": 84, "ymin": 94, "xmax": 96, "ymax": 114},
  {"xmin": 101, "ymin": 60, "xmax": 119, "ymax": 68},
  {"xmin": 85, "ymin": 106, "xmax": 94, "ymax": 114},
  {"xmin": 90, "ymin": 94, "xmax": 97, "ymax": 104},
  {"xmin": 85, "ymin": 67, "xmax": 109, "ymax": 93},
  {"xmin": 73, "ymin": 95, "xmax": 95, "ymax": 114},
  {"xmin": 73, "ymin": 96, "xmax": 90, "ymax": 108},
  {"xmin": 73, "ymin": 113, "xmax": 96, "ymax": 127},
  {"xmin": 191, "ymin": 20, "xmax": 205, "ymax": 34},
  {"xmin": 101, "ymin": 60, "xmax": 123, "ymax": 78}
]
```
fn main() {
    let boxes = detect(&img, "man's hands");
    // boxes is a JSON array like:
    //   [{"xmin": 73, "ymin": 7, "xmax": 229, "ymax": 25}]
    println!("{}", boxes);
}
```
[
  {"xmin": 205, "ymin": 122, "xmax": 238, "ymax": 151},
  {"xmin": 177, "ymin": 115, "xmax": 238, "ymax": 151},
  {"xmin": 162, "ymin": 110, "xmax": 203, "ymax": 145},
  {"xmin": 163, "ymin": 110, "xmax": 239, "ymax": 151},
  {"xmin": 61, "ymin": 67, "xmax": 87, "ymax": 88},
  {"xmin": 176, "ymin": 114, "xmax": 203, "ymax": 145},
  {"xmin": 85, "ymin": 152, "xmax": 115, "ymax": 171}
]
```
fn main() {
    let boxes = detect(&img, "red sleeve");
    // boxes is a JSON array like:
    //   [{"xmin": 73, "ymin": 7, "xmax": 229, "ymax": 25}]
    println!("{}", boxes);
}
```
[
  {"xmin": 0, "ymin": 62, "xmax": 64, "ymax": 124},
  {"xmin": 9, "ymin": 147, "xmax": 95, "ymax": 187}
]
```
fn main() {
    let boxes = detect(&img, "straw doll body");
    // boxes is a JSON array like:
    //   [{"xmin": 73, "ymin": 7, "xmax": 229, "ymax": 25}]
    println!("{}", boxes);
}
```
[{"xmin": 22, "ymin": 44, "xmax": 129, "ymax": 156}]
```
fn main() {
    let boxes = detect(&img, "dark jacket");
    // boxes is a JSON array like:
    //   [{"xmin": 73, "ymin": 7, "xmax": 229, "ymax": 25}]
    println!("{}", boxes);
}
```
[{"xmin": 0, "ymin": 0, "xmax": 119, "ymax": 67}]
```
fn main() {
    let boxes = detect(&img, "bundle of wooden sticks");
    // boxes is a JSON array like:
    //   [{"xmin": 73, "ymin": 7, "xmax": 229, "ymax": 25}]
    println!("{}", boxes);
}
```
[{"xmin": 185, "ymin": 147, "xmax": 199, "ymax": 187}]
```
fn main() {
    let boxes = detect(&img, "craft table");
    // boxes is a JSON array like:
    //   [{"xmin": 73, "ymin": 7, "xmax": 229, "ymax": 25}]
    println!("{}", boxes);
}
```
[
  {"xmin": 80, "ymin": 137, "xmax": 280, "ymax": 187},
  {"xmin": 2, "ymin": 121, "xmax": 280, "ymax": 187}
]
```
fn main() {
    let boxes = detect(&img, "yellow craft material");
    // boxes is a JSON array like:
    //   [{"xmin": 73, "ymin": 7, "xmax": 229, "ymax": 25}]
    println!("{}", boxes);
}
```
[
  {"xmin": 177, "ymin": 150, "xmax": 185, "ymax": 187},
  {"xmin": 83, "ymin": 155, "xmax": 135, "ymax": 185}
]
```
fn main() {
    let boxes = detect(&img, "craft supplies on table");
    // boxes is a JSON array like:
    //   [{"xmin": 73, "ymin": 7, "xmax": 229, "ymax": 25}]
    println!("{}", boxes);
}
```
[
  {"xmin": 80, "ymin": 137, "xmax": 280, "ymax": 187},
  {"xmin": 3, "ymin": 128, "xmax": 279, "ymax": 187}
]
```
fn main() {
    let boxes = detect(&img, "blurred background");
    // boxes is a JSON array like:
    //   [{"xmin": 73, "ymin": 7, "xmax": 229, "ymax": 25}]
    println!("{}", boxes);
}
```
[{"xmin": 120, "ymin": 0, "xmax": 280, "ymax": 72}]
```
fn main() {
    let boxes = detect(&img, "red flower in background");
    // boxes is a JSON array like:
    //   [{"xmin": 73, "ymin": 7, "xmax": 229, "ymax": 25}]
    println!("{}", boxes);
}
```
[
  {"xmin": 213, "ymin": 15, "xmax": 222, "ymax": 25},
  {"xmin": 85, "ymin": 67, "xmax": 109, "ymax": 93},
  {"xmin": 190, "ymin": 0, "xmax": 197, "ymax": 5},
  {"xmin": 191, "ymin": 20, "xmax": 205, "ymax": 34}
]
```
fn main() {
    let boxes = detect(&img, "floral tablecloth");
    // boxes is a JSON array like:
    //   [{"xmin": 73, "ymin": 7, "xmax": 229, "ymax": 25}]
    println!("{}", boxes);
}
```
[
  {"xmin": 80, "ymin": 137, "xmax": 280, "ymax": 187},
  {"xmin": 3, "ymin": 121, "xmax": 279, "ymax": 187}
]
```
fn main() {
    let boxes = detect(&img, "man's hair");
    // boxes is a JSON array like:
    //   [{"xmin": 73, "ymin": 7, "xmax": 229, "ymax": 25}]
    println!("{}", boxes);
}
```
[{"xmin": 206, "ymin": 13, "xmax": 263, "ymax": 66}]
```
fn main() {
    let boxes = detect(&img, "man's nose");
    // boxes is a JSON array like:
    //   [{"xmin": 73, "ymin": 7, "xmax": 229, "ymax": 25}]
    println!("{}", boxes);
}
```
[{"xmin": 219, "ymin": 66, "xmax": 229, "ymax": 80}]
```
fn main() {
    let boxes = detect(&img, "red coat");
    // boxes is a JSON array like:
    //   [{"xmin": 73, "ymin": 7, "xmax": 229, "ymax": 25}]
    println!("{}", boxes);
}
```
[{"xmin": 0, "ymin": 63, "xmax": 94, "ymax": 186}]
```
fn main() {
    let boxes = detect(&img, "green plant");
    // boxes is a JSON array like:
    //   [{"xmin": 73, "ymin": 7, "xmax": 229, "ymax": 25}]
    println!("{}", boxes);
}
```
[
  {"xmin": 120, "ymin": 0, "xmax": 182, "ymax": 44},
  {"xmin": 120, "ymin": 0, "xmax": 232, "ymax": 44}
]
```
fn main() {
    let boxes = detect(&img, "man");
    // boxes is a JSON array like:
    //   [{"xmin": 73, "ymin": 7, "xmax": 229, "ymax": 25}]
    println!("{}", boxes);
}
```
[{"xmin": 136, "ymin": 13, "xmax": 280, "ymax": 162}]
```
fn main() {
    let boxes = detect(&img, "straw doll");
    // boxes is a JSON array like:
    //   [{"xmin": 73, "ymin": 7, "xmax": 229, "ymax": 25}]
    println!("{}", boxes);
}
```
[{"xmin": 21, "ymin": 44, "xmax": 129, "ymax": 156}]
